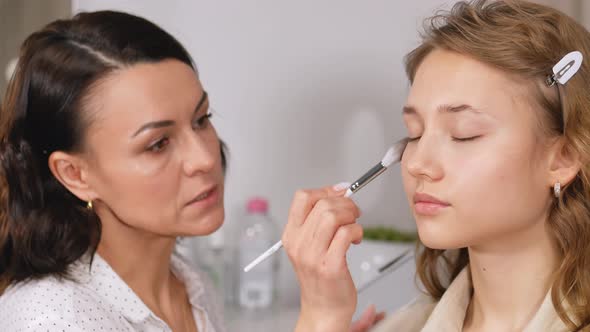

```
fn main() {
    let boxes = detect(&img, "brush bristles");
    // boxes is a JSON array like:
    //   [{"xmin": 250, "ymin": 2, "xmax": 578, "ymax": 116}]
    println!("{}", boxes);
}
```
[
  {"xmin": 380, "ymin": 147, "xmax": 396, "ymax": 167},
  {"xmin": 380, "ymin": 139, "xmax": 407, "ymax": 167}
]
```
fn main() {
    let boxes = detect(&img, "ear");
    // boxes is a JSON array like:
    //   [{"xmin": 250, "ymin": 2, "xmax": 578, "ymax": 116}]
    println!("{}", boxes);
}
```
[
  {"xmin": 48, "ymin": 151, "xmax": 98, "ymax": 202},
  {"xmin": 547, "ymin": 138, "xmax": 581, "ymax": 188}
]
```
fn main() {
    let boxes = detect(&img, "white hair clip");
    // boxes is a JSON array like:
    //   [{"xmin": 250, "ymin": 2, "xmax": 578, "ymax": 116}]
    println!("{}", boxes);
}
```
[{"xmin": 546, "ymin": 51, "xmax": 583, "ymax": 86}]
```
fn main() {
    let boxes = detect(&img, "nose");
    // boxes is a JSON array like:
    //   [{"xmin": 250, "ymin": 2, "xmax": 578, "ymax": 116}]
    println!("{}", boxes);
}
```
[
  {"xmin": 404, "ymin": 135, "xmax": 443, "ymax": 182},
  {"xmin": 181, "ymin": 130, "xmax": 218, "ymax": 176}
]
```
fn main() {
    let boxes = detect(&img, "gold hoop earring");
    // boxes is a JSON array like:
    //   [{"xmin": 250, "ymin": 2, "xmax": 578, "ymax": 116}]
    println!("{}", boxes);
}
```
[{"xmin": 86, "ymin": 200, "xmax": 93, "ymax": 210}]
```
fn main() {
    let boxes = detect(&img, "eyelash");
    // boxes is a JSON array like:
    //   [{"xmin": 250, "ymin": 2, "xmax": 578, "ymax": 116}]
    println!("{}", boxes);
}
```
[
  {"xmin": 193, "ymin": 112, "xmax": 213, "ymax": 129},
  {"xmin": 147, "ymin": 137, "xmax": 169, "ymax": 153},
  {"xmin": 407, "ymin": 136, "xmax": 480, "ymax": 142},
  {"xmin": 452, "ymin": 136, "xmax": 480, "ymax": 142},
  {"xmin": 147, "ymin": 113, "xmax": 213, "ymax": 153}
]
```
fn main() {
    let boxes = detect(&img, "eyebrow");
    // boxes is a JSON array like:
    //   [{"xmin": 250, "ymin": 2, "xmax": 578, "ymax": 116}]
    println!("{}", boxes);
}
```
[
  {"xmin": 131, "ymin": 91, "xmax": 209, "ymax": 138},
  {"xmin": 402, "ymin": 104, "xmax": 481, "ymax": 115}
]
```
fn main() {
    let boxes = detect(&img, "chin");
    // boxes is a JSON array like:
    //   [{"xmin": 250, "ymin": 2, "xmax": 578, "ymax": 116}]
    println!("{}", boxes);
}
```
[
  {"xmin": 180, "ymin": 207, "xmax": 225, "ymax": 236},
  {"xmin": 416, "ymin": 219, "xmax": 466, "ymax": 250}
]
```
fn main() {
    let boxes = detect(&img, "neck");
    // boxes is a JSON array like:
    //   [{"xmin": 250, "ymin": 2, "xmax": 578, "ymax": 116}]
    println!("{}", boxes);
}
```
[
  {"xmin": 463, "ymin": 218, "xmax": 560, "ymax": 331},
  {"xmin": 95, "ymin": 207, "xmax": 178, "ymax": 311}
]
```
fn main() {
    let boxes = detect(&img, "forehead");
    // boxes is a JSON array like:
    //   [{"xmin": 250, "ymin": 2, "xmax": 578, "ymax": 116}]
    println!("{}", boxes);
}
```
[
  {"xmin": 407, "ymin": 49, "xmax": 530, "ymax": 112},
  {"xmin": 97, "ymin": 59, "xmax": 200, "ymax": 112},
  {"xmin": 83, "ymin": 60, "xmax": 202, "ymax": 136}
]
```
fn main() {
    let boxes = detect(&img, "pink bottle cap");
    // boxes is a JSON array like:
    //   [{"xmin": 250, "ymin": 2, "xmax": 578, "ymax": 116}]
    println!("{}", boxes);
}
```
[{"xmin": 247, "ymin": 197, "xmax": 268, "ymax": 214}]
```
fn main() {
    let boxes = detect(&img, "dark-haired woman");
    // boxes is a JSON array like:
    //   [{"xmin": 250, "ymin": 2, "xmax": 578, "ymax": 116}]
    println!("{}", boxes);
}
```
[{"xmin": 0, "ymin": 10, "xmax": 375, "ymax": 332}]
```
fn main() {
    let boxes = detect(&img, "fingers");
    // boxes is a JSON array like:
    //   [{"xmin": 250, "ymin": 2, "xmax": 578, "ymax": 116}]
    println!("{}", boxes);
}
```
[
  {"xmin": 349, "ymin": 306, "xmax": 385, "ymax": 332},
  {"xmin": 288, "ymin": 198, "xmax": 361, "ymax": 274},
  {"xmin": 350, "ymin": 305, "xmax": 376, "ymax": 332},
  {"xmin": 326, "ymin": 223, "xmax": 364, "ymax": 265},
  {"xmin": 282, "ymin": 184, "xmax": 352, "ymax": 249},
  {"xmin": 287, "ymin": 185, "xmax": 347, "ymax": 227},
  {"xmin": 283, "ymin": 185, "xmax": 346, "ymax": 244},
  {"xmin": 308, "ymin": 197, "xmax": 360, "ymax": 252},
  {"xmin": 375, "ymin": 311, "xmax": 386, "ymax": 324}
]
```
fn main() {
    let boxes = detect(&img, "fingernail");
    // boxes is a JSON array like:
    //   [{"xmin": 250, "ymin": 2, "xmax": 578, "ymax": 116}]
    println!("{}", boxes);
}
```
[
  {"xmin": 333, "ymin": 182, "xmax": 351, "ymax": 191},
  {"xmin": 362, "ymin": 304, "xmax": 376, "ymax": 319}
]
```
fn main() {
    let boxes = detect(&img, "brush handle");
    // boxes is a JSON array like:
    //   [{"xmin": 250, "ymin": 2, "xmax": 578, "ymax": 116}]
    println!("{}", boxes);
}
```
[
  {"xmin": 349, "ymin": 163, "xmax": 386, "ymax": 194},
  {"xmin": 243, "ymin": 239, "xmax": 283, "ymax": 272},
  {"xmin": 244, "ymin": 188, "xmax": 355, "ymax": 273}
]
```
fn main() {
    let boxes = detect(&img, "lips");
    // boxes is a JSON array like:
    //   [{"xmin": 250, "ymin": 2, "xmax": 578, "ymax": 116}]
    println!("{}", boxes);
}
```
[
  {"xmin": 413, "ymin": 193, "xmax": 450, "ymax": 205},
  {"xmin": 186, "ymin": 185, "xmax": 217, "ymax": 206},
  {"xmin": 413, "ymin": 192, "xmax": 450, "ymax": 216}
]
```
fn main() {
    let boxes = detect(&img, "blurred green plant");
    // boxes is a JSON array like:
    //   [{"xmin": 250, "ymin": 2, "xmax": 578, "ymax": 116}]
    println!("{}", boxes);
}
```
[{"xmin": 363, "ymin": 226, "xmax": 418, "ymax": 243}]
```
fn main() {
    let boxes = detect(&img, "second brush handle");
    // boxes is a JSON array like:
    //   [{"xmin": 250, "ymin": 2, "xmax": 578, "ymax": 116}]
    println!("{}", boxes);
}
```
[{"xmin": 244, "ymin": 187, "xmax": 355, "ymax": 272}]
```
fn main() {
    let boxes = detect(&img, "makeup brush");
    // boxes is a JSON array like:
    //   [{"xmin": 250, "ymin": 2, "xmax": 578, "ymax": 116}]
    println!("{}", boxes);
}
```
[{"xmin": 243, "ymin": 138, "xmax": 408, "ymax": 273}]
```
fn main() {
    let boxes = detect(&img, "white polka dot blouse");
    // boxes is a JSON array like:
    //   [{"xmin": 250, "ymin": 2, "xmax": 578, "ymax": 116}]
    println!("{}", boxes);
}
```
[{"xmin": 0, "ymin": 252, "xmax": 226, "ymax": 332}]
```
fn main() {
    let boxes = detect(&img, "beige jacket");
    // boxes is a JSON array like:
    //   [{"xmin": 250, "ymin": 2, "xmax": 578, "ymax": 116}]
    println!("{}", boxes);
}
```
[{"xmin": 372, "ymin": 267, "xmax": 569, "ymax": 332}]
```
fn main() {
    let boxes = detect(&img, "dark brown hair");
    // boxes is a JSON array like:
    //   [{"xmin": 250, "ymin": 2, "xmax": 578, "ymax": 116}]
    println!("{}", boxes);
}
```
[{"xmin": 0, "ymin": 11, "xmax": 226, "ymax": 293}]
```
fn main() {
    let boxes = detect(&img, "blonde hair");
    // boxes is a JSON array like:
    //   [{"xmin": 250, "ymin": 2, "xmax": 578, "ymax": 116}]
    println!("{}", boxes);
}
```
[{"xmin": 405, "ymin": 0, "xmax": 590, "ymax": 329}]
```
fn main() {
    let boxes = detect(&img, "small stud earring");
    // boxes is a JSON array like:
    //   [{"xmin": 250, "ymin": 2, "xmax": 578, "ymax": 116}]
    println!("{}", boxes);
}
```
[
  {"xmin": 86, "ymin": 200, "xmax": 93, "ymax": 210},
  {"xmin": 554, "ymin": 182, "xmax": 561, "ymax": 198}
]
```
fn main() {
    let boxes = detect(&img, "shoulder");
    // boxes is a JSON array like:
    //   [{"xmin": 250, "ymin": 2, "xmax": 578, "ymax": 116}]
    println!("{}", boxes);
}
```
[
  {"xmin": 0, "ymin": 276, "xmax": 80, "ymax": 330},
  {"xmin": 372, "ymin": 294, "xmax": 438, "ymax": 332},
  {"xmin": 0, "ymin": 275, "xmax": 125, "ymax": 331}
]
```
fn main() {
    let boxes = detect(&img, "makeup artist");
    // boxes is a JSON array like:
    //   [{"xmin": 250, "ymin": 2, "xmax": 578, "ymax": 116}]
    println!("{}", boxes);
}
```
[{"xmin": 0, "ymin": 10, "xmax": 377, "ymax": 332}]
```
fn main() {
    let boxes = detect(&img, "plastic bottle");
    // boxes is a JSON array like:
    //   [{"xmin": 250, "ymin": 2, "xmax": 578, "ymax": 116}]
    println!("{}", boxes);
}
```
[{"xmin": 236, "ymin": 197, "xmax": 279, "ymax": 309}]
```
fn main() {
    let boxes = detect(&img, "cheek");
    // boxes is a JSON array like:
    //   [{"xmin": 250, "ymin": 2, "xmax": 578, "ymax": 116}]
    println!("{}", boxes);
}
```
[
  {"xmin": 456, "ymin": 140, "xmax": 543, "ymax": 203},
  {"xmin": 400, "ymin": 158, "xmax": 415, "ymax": 204},
  {"xmin": 447, "ymin": 141, "xmax": 550, "ymax": 241},
  {"xmin": 93, "ymin": 153, "xmax": 179, "ymax": 227},
  {"xmin": 105, "ymin": 154, "xmax": 177, "ymax": 194}
]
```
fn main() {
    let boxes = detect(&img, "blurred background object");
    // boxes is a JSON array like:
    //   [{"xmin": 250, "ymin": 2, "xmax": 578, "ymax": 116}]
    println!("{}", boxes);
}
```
[
  {"xmin": 0, "ymin": 0, "xmax": 71, "ymax": 96},
  {"xmin": 2, "ymin": 1, "xmax": 589, "ymax": 331}
]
